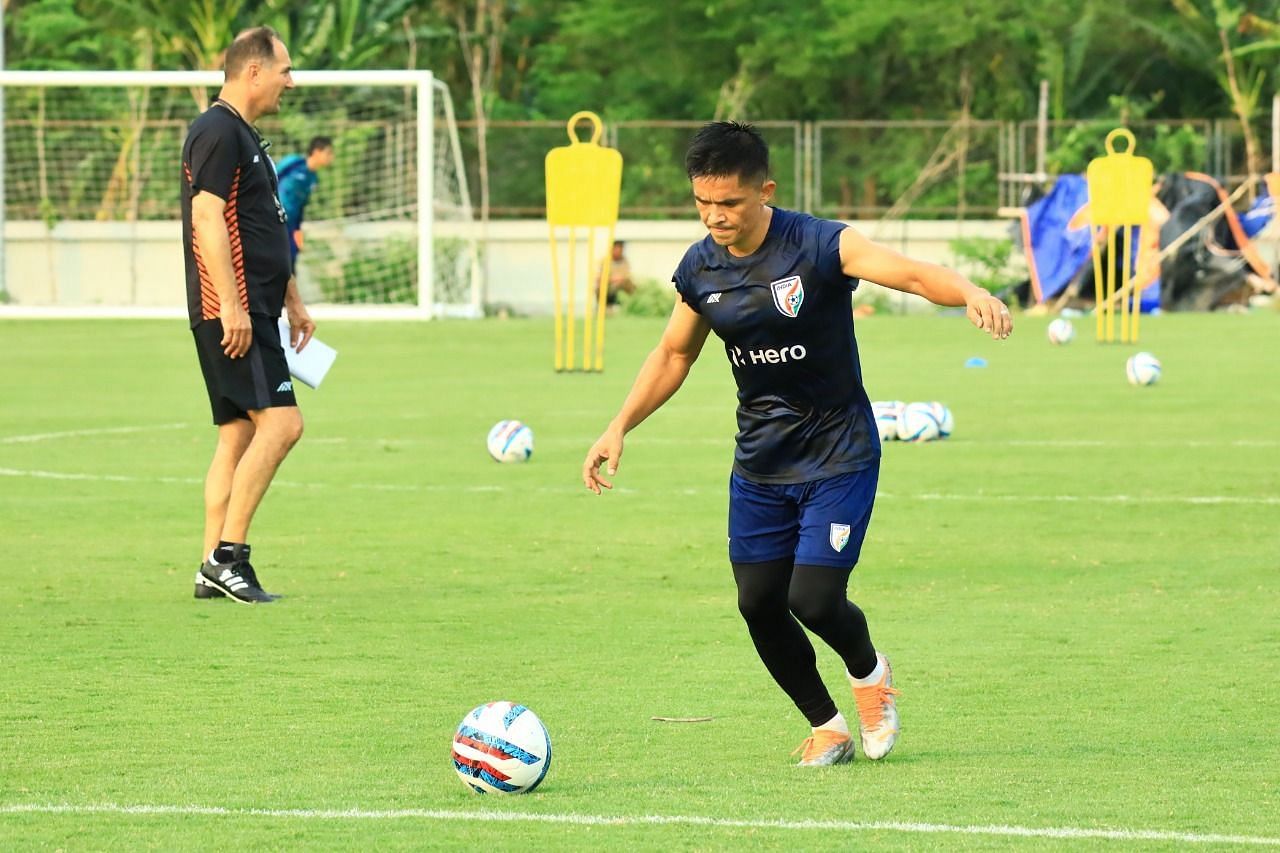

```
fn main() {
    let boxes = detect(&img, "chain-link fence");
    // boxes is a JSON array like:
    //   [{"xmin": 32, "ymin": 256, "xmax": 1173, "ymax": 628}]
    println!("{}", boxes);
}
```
[
  {"xmin": 811, "ymin": 120, "xmax": 1005, "ymax": 219},
  {"xmin": 453, "ymin": 117, "xmax": 1273, "ymax": 219},
  {"xmin": 1, "ymin": 108, "xmax": 1258, "ymax": 224}
]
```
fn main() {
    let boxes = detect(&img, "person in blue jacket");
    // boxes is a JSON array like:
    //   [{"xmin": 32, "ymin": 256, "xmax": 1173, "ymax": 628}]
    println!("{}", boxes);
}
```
[{"xmin": 275, "ymin": 136, "xmax": 334, "ymax": 270}]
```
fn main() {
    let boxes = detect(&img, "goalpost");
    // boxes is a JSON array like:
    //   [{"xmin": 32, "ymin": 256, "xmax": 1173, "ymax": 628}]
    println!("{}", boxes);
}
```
[{"xmin": 0, "ymin": 70, "xmax": 480, "ymax": 319}]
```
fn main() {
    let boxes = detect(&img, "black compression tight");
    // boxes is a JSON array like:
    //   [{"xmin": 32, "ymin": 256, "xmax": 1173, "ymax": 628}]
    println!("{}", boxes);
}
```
[{"xmin": 732, "ymin": 558, "xmax": 878, "ymax": 727}]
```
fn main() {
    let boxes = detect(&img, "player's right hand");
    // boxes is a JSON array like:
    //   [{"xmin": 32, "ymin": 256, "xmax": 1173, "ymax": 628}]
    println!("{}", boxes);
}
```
[
  {"xmin": 582, "ymin": 428, "xmax": 624, "ymax": 495},
  {"xmin": 220, "ymin": 303, "xmax": 253, "ymax": 358},
  {"xmin": 965, "ymin": 289, "xmax": 1013, "ymax": 340}
]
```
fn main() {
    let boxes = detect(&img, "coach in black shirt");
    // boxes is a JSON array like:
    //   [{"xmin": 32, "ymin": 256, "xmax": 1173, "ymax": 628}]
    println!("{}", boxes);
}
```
[{"xmin": 181, "ymin": 26, "xmax": 314, "ymax": 604}]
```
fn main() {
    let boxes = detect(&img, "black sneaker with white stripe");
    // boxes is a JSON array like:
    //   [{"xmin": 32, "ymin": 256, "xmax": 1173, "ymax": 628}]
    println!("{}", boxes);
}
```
[
  {"xmin": 239, "ymin": 560, "xmax": 282, "ymax": 601},
  {"xmin": 194, "ymin": 565, "xmax": 282, "ymax": 601},
  {"xmin": 193, "ymin": 568, "xmax": 226, "ymax": 599},
  {"xmin": 198, "ymin": 546, "xmax": 275, "ymax": 604}
]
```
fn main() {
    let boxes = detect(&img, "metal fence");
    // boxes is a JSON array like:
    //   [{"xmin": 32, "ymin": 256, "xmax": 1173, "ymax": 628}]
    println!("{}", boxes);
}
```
[
  {"xmin": 2, "ymin": 106, "xmax": 1257, "ymax": 224},
  {"xmin": 458, "ymin": 117, "xmax": 1268, "ymax": 219},
  {"xmin": 811, "ymin": 120, "xmax": 1005, "ymax": 219}
]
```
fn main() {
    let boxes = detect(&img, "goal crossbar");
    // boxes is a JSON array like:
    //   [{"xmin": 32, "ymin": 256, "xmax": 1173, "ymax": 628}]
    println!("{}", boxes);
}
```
[{"xmin": 0, "ymin": 70, "xmax": 435, "ymax": 87}]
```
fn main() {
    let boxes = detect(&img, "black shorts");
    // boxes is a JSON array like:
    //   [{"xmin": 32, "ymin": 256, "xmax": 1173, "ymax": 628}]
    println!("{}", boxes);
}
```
[{"xmin": 192, "ymin": 314, "xmax": 297, "ymax": 425}]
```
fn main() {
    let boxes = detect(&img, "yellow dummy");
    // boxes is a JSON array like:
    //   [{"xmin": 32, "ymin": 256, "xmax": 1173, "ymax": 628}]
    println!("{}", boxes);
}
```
[
  {"xmin": 545, "ymin": 111, "xmax": 624, "ymax": 371},
  {"xmin": 1086, "ymin": 129, "xmax": 1153, "ymax": 342}
]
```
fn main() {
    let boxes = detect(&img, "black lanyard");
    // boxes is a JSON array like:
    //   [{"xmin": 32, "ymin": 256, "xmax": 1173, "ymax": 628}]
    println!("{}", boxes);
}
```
[
  {"xmin": 212, "ymin": 99, "xmax": 286, "ymax": 225},
  {"xmin": 213, "ymin": 98, "xmax": 277, "ymax": 190}
]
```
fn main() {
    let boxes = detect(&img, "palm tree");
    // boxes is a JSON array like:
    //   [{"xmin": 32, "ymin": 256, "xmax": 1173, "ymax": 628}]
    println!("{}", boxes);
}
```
[{"xmin": 1131, "ymin": 0, "xmax": 1280, "ymax": 179}]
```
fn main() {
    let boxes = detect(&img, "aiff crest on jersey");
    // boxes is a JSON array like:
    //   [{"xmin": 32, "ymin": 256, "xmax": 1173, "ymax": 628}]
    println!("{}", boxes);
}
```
[{"xmin": 770, "ymin": 276, "xmax": 804, "ymax": 318}]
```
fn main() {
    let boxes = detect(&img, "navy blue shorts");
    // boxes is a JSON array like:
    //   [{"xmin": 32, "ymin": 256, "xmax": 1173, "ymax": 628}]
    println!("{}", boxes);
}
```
[{"xmin": 728, "ymin": 463, "xmax": 879, "ymax": 568}]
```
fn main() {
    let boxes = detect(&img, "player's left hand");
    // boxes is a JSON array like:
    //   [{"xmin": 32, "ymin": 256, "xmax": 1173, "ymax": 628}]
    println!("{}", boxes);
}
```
[
  {"xmin": 966, "ymin": 290, "xmax": 1012, "ymax": 340},
  {"xmin": 288, "ymin": 304, "xmax": 316, "ymax": 352}
]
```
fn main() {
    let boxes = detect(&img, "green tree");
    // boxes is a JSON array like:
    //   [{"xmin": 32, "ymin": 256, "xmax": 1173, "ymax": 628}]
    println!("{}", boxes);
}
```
[
  {"xmin": 1128, "ymin": 0, "xmax": 1280, "ymax": 176},
  {"xmin": 88, "ymin": 0, "xmax": 252, "ymax": 71},
  {"xmin": 6, "ymin": 0, "xmax": 120, "ymax": 70},
  {"xmin": 259, "ymin": 0, "xmax": 420, "ymax": 70}
]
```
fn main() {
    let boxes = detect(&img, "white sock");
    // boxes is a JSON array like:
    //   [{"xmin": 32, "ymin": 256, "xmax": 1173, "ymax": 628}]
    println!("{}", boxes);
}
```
[
  {"xmin": 814, "ymin": 712, "xmax": 849, "ymax": 735},
  {"xmin": 849, "ymin": 656, "xmax": 885, "ymax": 688}
]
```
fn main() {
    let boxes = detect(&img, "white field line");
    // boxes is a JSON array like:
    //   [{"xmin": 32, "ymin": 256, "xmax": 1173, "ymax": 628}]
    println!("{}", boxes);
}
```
[
  {"xmin": 0, "ymin": 468, "xmax": 204, "ymax": 486},
  {"xmin": 282, "ymin": 436, "xmax": 1280, "ymax": 449},
  {"xmin": 0, "ymin": 423, "xmax": 190, "ymax": 444},
  {"xmin": 0, "ymin": 466, "xmax": 1277, "ymax": 506},
  {"xmin": 909, "ymin": 492, "xmax": 1280, "ymax": 506},
  {"xmin": 0, "ymin": 803, "xmax": 1276, "ymax": 846},
  {"xmin": 946, "ymin": 439, "xmax": 1280, "ymax": 448},
  {"xmin": 1, "ymin": 425, "xmax": 1274, "ymax": 451}
]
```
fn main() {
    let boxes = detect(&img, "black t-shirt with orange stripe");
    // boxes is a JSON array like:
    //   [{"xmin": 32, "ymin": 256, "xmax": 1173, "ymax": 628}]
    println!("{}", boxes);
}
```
[{"xmin": 181, "ymin": 105, "xmax": 292, "ymax": 328}]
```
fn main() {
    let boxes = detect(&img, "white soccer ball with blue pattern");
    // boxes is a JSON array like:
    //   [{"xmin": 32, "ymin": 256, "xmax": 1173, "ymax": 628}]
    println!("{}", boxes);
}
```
[
  {"xmin": 452, "ymin": 701, "xmax": 552, "ymax": 794},
  {"xmin": 1126, "ymin": 352, "xmax": 1161, "ymax": 386},
  {"xmin": 1047, "ymin": 317, "xmax": 1075, "ymax": 345},
  {"xmin": 487, "ymin": 420, "xmax": 534, "ymax": 462},
  {"xmin": 872, "ymin": 400, "xmax": 905, "ymax": 442},
  {"xmin": 897, "ymin": 402, "xmax": 942, "ymax": 442},
  {"xmin": 926, "ymin": 402, "xmax": 954, "ymax": 438}
]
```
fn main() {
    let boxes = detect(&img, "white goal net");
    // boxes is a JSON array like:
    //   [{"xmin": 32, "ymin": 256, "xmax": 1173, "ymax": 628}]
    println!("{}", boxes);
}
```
[{"xmin": 0, "ymin": 70, "xmax": 479, "ymax": 318}]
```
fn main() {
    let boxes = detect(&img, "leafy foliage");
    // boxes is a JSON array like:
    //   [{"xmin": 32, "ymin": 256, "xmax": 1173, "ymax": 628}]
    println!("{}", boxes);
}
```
[
  {"xmin": 1046, "ymin": 95, "xmax": 1210, "ymax": 175},
  {"xmin": 306, "ymin": 236, "xmax": 417, "ymax": 304},
  {"xmin": 8, "ymin": 0, "xmax": 1272, "ymax": 130},
  {"xmin": 4, "ymin": 0, "xmax": 1277, "ymax": 220},
  {"xmin": 617, "ymin": 279, "xmax": 677, "ymax": 317},
  {"xmin": 948, "ymin": 236, "xmax": 1021, "ymax": 295}
]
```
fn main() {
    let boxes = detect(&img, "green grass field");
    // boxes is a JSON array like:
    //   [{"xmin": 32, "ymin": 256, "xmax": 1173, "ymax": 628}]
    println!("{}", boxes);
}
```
[{"xmin": 1, "ymin": 312, "xmax": 1278, "ymax": 850}]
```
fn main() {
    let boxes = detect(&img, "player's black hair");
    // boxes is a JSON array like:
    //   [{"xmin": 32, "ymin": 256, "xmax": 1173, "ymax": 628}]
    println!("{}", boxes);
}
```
[
  {"xmin": 308, "ymin": 136, "xmax": 334, "ymax": 154},
  {"xmin": 684, "ymin": 121, "xmax": 770, "ymax": 186},
  {"xmin": 224, "ymin": 27, "xmax": 282, "ymax": 80}
]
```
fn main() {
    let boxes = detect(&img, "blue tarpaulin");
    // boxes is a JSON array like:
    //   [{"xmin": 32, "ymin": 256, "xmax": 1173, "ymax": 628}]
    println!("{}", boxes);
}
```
[
  {"xmin": 1024, "ymin": 174, "xmax": 1091, "ymax": 301},
  {"xmin": 1240, "ymin": 181, "xmax": 1274, "ymax": 240},
  {"xmin": 1024, "ymin": 173, "xmax": 1159, "ymax": 311}
]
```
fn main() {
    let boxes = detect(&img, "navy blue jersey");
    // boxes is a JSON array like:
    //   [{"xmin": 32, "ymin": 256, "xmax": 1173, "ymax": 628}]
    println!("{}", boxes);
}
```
[{"xmin": 672, "ymin": 207, "xmax": 879, "ymax": 484}]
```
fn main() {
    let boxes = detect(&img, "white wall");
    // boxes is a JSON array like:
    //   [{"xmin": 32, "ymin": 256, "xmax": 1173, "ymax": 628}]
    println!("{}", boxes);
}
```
[
  {"xmin": 1, "ymin": 218, "xmax": 1015, "ymax": 314},
  {"xmin": 2, "ymin": 221, "xmax": 187, "ymax": 307}
]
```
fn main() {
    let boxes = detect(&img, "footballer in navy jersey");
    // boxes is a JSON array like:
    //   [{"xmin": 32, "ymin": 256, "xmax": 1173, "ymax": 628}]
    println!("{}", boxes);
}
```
[
  {"xmin": 672, "ymin": 206, "xmax": 877, "ymax": 484},
  {"xmin": 583, "ymin": 122, "xmax": 1011, "ymax": 766}
]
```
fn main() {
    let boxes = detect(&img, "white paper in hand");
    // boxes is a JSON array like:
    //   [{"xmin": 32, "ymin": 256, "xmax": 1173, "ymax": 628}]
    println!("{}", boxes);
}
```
[{"xmin": 277, "ymin": 318, "xmax": 337, "ymax": 389}]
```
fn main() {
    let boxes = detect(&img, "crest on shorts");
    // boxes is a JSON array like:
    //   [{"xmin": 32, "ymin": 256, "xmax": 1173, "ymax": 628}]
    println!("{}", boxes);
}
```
[
  {"xmin": 770, "ymin": 276, "xmax": 804, "ymax": 318},
  {"xmin": 829, "ymin": 523, "xmax": 851, "ymax": 552}
]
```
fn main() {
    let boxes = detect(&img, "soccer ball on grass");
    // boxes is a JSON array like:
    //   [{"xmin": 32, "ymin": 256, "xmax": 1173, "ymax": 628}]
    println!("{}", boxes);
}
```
[
  {"xmin": 897, "ymin": 402, "xmax": 942, "ymax": 442},
  {"xmin": 487, "ymin": 420, "xmax": 534, "ymax": 462},
  {"xmin": 1125, "ymin": 352, "xmax": 1161, "ymax": 386},
  {"xmin": 926, "ymin": 402, "xmax": 954, "ymax": 438},
  {"xmin": 452, "ymin": 701, "xmax": 552, "ymax": 794},
  {"xmin": 1047, "ymin": 317, "xmax": 1075, "ymax": 345},
  {"xmin": 872, "ymin": 400, "xmax": 905, "ymax": 442}
]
